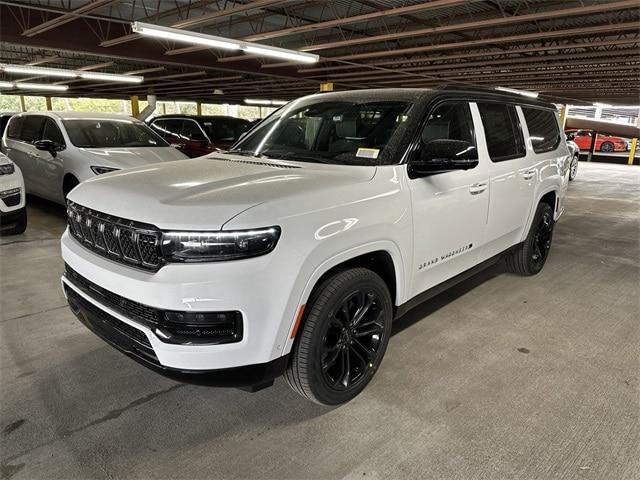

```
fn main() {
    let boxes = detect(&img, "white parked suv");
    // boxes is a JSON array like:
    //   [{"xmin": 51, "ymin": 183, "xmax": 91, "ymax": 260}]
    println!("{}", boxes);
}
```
[
  {"xmin": 2, "ymin": 112, "xmax": 187, "ymax": 205},
  {"xmin": 0, "ymin": 152, "xmax": 26, "ymax": 235},
  {"xmin": 61, "ymin": 88, "xmax": 569, "ymax": 405}
]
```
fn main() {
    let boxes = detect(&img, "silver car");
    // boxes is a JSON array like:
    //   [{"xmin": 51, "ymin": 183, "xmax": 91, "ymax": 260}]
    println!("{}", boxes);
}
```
[{"xmin": 1, "ymin": 112, "xmax": 187, "ymax": 205}]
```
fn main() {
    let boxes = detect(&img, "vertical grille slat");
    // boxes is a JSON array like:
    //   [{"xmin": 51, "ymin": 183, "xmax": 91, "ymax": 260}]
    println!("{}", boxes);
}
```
[{"xmin": 66, "ymin": 202, "xmax": 162, "ymax": 271}]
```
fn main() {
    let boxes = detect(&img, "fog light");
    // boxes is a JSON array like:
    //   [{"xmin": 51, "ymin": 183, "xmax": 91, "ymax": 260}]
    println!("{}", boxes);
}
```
[{"xmin": 155, "ymin": 311, "xmax": 243, "ymax": 345}]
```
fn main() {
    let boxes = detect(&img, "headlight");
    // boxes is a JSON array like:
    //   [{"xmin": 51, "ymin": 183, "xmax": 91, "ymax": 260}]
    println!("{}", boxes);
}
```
[
  {"xmin": 90, "ymin": 166, "xmax": 120, "ymax": 175},
  {"xmin": 0, "ymin": 164, "xmax": 15, "ymax": 175},
  {"xmin": 161, "ymin": 227, "xmax": 281, "ymax": 262}
]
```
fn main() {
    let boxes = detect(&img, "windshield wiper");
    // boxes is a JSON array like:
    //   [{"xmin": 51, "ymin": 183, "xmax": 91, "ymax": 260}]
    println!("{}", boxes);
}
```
[{"xmin": 260, "ymin": 150, "xmax": 331, "ymax": 164}]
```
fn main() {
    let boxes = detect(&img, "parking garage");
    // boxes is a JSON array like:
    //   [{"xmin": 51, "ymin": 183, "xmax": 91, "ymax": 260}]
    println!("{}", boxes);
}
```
[{"xmin": 1, "ymin": 1, "xmax": 639, "ymax": 479}]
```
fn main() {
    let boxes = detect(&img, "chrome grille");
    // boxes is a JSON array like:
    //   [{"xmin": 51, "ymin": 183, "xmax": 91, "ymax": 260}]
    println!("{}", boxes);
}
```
[{"xmin": 67, "ymin": 201, "xmax": 162, "ymax": 271}]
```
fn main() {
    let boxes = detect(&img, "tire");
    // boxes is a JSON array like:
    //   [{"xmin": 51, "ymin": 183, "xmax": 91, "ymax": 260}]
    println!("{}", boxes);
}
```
[
  {"xmin": 284, "ymin": 268, "xmax": 393, "ymax": 405},
  {"xmin": 63, "ymin": 176, "xmax": 79, "ymax": 200},
  {"xmin": 0, "ymin": 207, "xmax": 27, "ymax": 235},
  {"xmin": 569, "ymin": 154, "xmax": 578, "ymax": 181},
  {"xmin": 505, "ymin": 203, "xmax": 554, "ymax": 276},
  {"xmin": 600, "ymin": 141, "xmax": 614, "ymax": 153}
]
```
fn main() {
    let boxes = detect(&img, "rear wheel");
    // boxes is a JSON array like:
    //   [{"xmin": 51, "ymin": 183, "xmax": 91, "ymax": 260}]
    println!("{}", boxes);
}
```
[
  {"xmin": 569, "ymin": 154, "xmax": 579, "ymax": 181},
  {"xmin": 505, "ymin": 203, "xmax": 554, "ymax": 276},
  {"xmin": 284, "ymin": 268, "xmax": 393, "ymax": 405},
  {"xmin": 600, "ymin": 141, "xmax": 614, "ymax": 153}
]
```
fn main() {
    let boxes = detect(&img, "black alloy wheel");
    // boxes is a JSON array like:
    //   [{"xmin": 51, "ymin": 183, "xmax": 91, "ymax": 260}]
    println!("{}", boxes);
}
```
[
  {"xmin": 284, "ymin": 268, "xmax": 393, "ymax": 405},
  {"xmin": 320, "ymin": 290, "xmax": 385, "ymax": 390},
  {"xmin": 505, "ymin": 202, "xmax": 555, "ymax": 276},
  {"xmin": 530, "ymin": 208, "xmax": 554, "ymax": 271}
]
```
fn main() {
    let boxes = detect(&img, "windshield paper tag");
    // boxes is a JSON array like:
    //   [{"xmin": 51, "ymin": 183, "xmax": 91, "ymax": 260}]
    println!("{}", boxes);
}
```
[{"xmin": 356, "ymin": 148, "xmax": 380, "ymax": 159}]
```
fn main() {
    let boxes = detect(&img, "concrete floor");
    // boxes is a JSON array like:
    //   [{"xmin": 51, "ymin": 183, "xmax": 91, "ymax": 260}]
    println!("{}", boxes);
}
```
[{"xmin": 1, "ymin": 162, "xmax": 638, "ymax": 480}]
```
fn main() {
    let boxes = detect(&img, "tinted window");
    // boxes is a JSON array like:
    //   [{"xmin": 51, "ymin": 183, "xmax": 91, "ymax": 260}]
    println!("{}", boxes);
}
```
[
  {"xmin": 0, "ymin": 115, "xmax": 14, "ymax": 137},
  {"xmin": 181, "ymin": 120, "xmax": 208, "ymax": 142},
  {"xmin": 478, "ymin": 103, "xmax": 525, "ymax": 162},
  {"xmin": 151, "ymin": 119, "xmax": 182, "ymax": 142},
  {"xmin": 522, "ymin": 107, "xmax": 560, "ymax": 153},
  {"xmin": 62, "ymin": 119, "xmax": 169, "ymax": 148},
  {"xmin": 21, "ymin": 116, "xmax": 46, "ymax": 143},
  {"xmin": 6, "ymin": 116, "xmax": 23, "ymax": 139},
  {"xmin": 42, "ymin": 118, "xmax": 65, "ymax": 145},
  {"xmin": 420, "ymin": 102, "xmax": 477, "ymax": 159},
  {"xmin": 201, "ymin": 118, "xmax": 250, "ymax": 143}
]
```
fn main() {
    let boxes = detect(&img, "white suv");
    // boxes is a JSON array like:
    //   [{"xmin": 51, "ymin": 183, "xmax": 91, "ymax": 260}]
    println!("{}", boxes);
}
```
[
  {"xmin": 0, "ymin": 152, "xmax": 26, "ymax": 235},
  {"xmin": 61, "ymin": 88, "xmax": 569, "ymax": 405},
  {"xmin": 2, "ymin": 112, "xmax": 187, "ymax": 205}
]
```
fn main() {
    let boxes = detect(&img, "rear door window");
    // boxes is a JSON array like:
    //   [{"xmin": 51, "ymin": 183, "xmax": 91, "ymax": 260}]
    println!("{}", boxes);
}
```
[
  {"xmin": 477, "ymin": 103, "xmax": 525, "ymax": 162},
  {"xmin": 522, "ymin": 107, "xmax": 560, "ymax": 153}
]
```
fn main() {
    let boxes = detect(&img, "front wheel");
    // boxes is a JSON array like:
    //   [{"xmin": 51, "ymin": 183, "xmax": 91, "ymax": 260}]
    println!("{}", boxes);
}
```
[
  {"xmin": 284, "ymin": 268, "xmax": 393, "ymax": 405},
  {"xmin": 505, "ymin": 203, "xmax": 554, "ymax": 276}
]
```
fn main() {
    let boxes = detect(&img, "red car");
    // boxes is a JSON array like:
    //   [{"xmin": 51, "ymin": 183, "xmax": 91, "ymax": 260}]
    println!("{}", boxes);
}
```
[
  {"xmin": 565, "ymin": 129, "xmax": 629, "ymax": 152},
  {"xmin": 149, "ymin": 115, "xmax": 252, "ymax": 158}
]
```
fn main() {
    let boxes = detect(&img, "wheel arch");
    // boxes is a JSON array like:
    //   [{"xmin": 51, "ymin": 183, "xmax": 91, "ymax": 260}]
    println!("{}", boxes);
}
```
[
  {"xmin": 62, "ymin": 172, "xmax": 79, "ymax": 197},
  {"xmin": 520, "ymin": 187, "xmax": 559, "ymax": 242},
  {"xmin": 281, "ymin": 242, "xmax": 406, "ymax": 355}
]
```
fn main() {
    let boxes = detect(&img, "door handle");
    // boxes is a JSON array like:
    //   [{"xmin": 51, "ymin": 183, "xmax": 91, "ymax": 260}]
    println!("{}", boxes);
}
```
[
  {"xmin": 469, "ymin": 182, "xmax": 487, "ymax": 195},
  {"xmin": 522, "ymin": 169, "xmax": 536, "ymax": 180}
]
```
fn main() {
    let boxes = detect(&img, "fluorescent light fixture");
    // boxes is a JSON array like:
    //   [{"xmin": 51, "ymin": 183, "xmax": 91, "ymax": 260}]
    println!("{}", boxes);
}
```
[
  {"xmin": 593, "ymin": 102, "xmax": 612, "ymax": 108},
  {"xmin": 132, "ymin": 21, "xmax": 319, "ymax": 64},
  {"xmin": 245, "ymin": 99, "xmax": 288, "ymax": 106},
  {"xmin": 495, "ymin": 86, "xmax": 539, "ymax": 98},
  {"xmin": 0, "ymin": 81, "xmax": 14, "ymax": 89},
  {"xmin": 132, "ymin": 22, "xmax": 241, "ymax": 51},
  {"xmin": 242, "ymin": 45, "xmax": 318, "ymax": 64},
  {"xmin": 1, "ymin": 63, "xmax": 144, "ymax": 84},
  {"xmin": 15, "ymin": 82, "xmax": 69, "ymax": 91},
  {"xmin": 80, "ymin": 71, "xmax": 143, "ymax": 83},
  {"xmin": 2, "ymin": 64, "xmax": 77, "ymax": 78}
]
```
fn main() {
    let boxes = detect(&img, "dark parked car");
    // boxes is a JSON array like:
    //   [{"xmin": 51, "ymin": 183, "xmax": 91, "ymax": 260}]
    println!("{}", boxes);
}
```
[{"xmin": 148, "ymin": 115, "xmax": 252, "ymax": 158}]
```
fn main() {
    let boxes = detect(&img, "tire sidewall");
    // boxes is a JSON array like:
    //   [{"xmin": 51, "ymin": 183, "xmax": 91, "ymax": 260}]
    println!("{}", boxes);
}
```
[
  {"xmin": 524, "ymin": 204, "xmax": 554, "ymax": 275},
  {"xmin": 304, "ymin": 271, "xmax": 393, "ymax": 405}
]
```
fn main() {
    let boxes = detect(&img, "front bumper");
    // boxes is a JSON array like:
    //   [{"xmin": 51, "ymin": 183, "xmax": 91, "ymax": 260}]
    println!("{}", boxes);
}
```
[
  {"xmin": 64, "ymin": 282, "xmax": 288, "ymax": 387},
  {"xmin": 61, "ymin": 229, "xmax": 299, "ymax": 373}
]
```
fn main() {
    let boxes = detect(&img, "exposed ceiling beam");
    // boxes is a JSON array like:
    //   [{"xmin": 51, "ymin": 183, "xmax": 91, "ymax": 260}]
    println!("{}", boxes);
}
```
[
  {"xmin": 22, "ymin": 0, "xmax": 120, "ymax": 37},
  {"xmin": 297, "ymin": 0, "xmax": 639, "ymax": 52},
  {"xmin": 332, "ymin": 22, "xmax": 640, "ymax": 61},
  {"xmin": 243, "ymin": 0, "xmax": 478, "ymax": 42}
]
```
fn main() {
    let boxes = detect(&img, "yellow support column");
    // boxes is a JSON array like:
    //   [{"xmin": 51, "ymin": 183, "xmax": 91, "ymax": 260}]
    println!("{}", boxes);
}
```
[
  {"xmin": 320, "ymin": 82, "xmax": 334, "ymax": 92},
  {"xmin": 196, "ymin": 102, "xmax": 202, "ymax": 115},
  {"xmin": 130, "ymin": 95, "xmax": 140, "ymax": 117},
  {"xmin": 628, "ymin": 138, "xmax": 638, "ymax": 166},
  {"xmin": 45, "ymin": 96, "xmax": 52, "ymax": 111},
  {"xmin": 19, "ymin": 95, "xmax": 26, "ymax": 112},
  {"xmin": 558, "ymin": 104, "xmax": 568, "ymax": 129}
]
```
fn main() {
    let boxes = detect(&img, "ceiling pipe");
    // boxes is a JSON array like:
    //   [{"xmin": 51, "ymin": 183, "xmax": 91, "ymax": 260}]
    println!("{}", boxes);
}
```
[{"xmin": 138, "ymin": 93, "xmax": 156, "ymax": 121}]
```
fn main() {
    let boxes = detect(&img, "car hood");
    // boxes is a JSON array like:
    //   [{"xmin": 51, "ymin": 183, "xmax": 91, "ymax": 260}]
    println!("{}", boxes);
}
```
[
  {"xmin": 68, "ymin": 153, "xmax": 377, "ymax": 230},
  {"xmin": 78, "ymin": 146, "xmax": 187, "ymax": 168}
]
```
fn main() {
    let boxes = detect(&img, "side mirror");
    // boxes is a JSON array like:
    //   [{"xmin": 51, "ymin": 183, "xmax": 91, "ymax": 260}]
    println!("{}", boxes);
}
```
[
  {"xmin": 409, "ymin": 139, "xmax": 479, "ymax": 177},
  {"xmin": 34, "ymin": 139, "xmax": 63, "ymax": 157}
]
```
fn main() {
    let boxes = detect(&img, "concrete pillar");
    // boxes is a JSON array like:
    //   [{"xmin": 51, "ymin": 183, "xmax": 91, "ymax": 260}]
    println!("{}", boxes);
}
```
[
  {"xmin": 196, "ymin": 102, "xmax": 202, "ymax": 115},
  {"xmin": 45, "ymin": 96, "xmax": 52, "ymax": 111},
  {"xmin": 320, "ymin": 82, "xmax": 334, "ymax": 92},
  {"xmin": 19, "ymin": 95, "xmax": 26, "ymax": 112},
  {"xmin": 130, "ymin": 95, "xmax": 140, "ymax": 117},
  {"xmin": 628, "ymin": 139, "xmax": 638, "ymax": 166},
  {"xmin": 558, "ymin": 105, "xmax": 568, "ymax": 129}
]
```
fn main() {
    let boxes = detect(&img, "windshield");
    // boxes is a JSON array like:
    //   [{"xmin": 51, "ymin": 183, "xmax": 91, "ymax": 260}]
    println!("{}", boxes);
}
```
[
  {"xmin": 63, "ymin": 119, "xmax": 169, "ymax": 148},
  {"xmin": 229, "ymin": 98, "xmax": 413, "ymax": 165},
  {"xmin": 200, "ymin": 118, "xmax": 251, "ymax": 143}
]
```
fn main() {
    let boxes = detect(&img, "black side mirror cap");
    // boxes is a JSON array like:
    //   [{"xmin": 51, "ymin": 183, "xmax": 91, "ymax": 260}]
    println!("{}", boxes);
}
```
[
  {"xmin": 34, "ymin": 139, "xmax": 63, "ymax": 157},
  {"xmin": 409, "ymin": 139, "xmax": 478, "ymax": 177}
]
